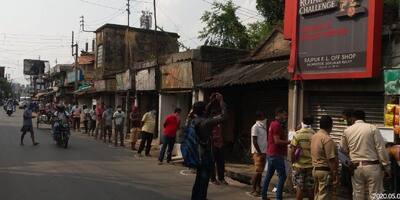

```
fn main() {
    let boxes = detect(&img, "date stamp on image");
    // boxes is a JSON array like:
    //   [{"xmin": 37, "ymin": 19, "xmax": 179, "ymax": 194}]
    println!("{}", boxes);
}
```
[{"xmin": 372, "ymin": 193, "xmax": 400, "ymax": 200}]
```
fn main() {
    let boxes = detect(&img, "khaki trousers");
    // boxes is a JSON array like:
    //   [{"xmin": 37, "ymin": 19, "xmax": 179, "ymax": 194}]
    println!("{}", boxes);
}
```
[
  {"xmin": 313, "ymin": 170, "xmax": 330, "ymax": 200},
  {"xmin": 351, "ymin": 164, "xmax": 383, "ymax": 200}
]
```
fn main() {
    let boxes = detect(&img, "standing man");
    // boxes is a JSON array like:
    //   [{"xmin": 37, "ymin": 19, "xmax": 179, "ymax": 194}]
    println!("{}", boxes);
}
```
[
  {"xmin": 158, "ymin": 108, "xmax": 181, "ymax": 164},
  {"xmin": 290, "ymin": 116, "xmax": 315, "ymax": 200},
  {"xmin": 261, "ymin": 108, "xmax": 290, "ymax": 200},
  {"xmin": 340, "ymin": 109, "xmax": 354, "ymax": 200},
  {"xmin": 82, "ymin": 105, "xmax": 90, "ymax": 134},
  {"xmin": 130, "ymin": 105, "xmax": 141, "ymax": 150},
  {"xmin": 190, "ymin": 93, "xmax": 226, "ymax": 200},
  {"xmin": 102, "ymin": 105, "xmax": 113, "ymax": 143},
  {"xmin": 137, "ymin": 109, "xmax": 157, "ymax": 157},
  {"xmin": 71, "ymin": 103, "xmax": 81, "ymax": 132},
  {"xmin": 20, "ymin": 104, "xmax": 39, "ymax": 146},
  {"xmin": 249, "ymin": 111, "xmax": 267, "ymax": 197},
  {"xmin": 310, "ymin": 115, "xmax": 338, "ymax": 200},
  {"xmin": 113, "ymin": 105, "xmax": 126, "ymax": 147},
  {"xmin": 89, "ymin": 105, "xmax": 96, "ymax": 136},
  {"xmin": 340, "ymin": 110, "xmax": 390, "ymax": 200},
  {"xmin": 95, "ymin": 102, "xmax": 105, "ymax": 140}
]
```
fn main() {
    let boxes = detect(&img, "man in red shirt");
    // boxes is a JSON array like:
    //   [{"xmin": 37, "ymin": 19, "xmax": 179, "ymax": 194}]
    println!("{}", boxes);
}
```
[
  {"xmin": 261, "ymin": 107, "xmax": 290, "ymax": 200},
  {"xmin": 95, "ymin": 102, "xmax": 105, "ymax": 140},
  {"xmin": 158, "ymin": 108, "xmax": 181, "ymax": 164}
]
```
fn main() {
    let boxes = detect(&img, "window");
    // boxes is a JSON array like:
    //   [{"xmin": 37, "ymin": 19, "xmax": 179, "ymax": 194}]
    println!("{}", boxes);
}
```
[{"xmin": 96, "ymin": 45, "xmax": 103, "ymax": 69}]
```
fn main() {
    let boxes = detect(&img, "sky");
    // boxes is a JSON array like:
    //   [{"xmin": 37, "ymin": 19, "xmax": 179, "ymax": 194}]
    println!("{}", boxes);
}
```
[{"xmin": 0, "ymin": 0, "xmax": 262, "ymax": 84}]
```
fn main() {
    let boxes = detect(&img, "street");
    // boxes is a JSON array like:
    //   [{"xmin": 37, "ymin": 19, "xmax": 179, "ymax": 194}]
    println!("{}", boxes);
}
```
[{"xmin": 0, "ymin": 110, "xmax": 252, "ymax": 200}]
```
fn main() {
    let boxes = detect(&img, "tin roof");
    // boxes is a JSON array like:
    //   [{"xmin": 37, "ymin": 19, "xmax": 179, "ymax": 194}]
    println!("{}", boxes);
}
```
[{"xmin": 199, "ymin": 60, "xmax": 289, "ymax": 88}]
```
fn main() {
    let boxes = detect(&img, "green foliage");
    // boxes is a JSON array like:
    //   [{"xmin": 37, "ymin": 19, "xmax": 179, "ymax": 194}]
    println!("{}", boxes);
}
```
[
  {"xmin": 256, "ymin": 0, "xmax": 285, "ymax": 23},
  {"xmin": 198, "ymin": 0, "xmax": 249, "ymax": 49},
  {"xmin": 247, "ymin": 21, "xmax": 274, "ymax": 49},
  {"xmin": 0, "ymin": 78, "xmax": 12, "ymax": 99}
]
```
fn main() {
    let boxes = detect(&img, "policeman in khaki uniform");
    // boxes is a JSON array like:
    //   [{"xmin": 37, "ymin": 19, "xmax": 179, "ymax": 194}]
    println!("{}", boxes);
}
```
[{"xmin": 340, "ymin": 110, "xmax": 390, "ymax": 200}]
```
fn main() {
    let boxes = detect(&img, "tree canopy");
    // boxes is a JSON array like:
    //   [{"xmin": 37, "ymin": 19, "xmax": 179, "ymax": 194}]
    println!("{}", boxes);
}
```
[{"xmin": 198, "ymin": 0, "xmax": 249, "ymax": 49}]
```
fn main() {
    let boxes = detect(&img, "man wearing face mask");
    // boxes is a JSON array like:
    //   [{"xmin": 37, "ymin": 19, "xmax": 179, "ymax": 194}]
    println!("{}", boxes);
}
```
[
  {"xmin": 261, "ymin": 107, "xmax": 290, "ymax": 200},
  {"xmin": 290, "ymin": 116, "xmax": 315, "ymax": 200},
  {"xmin": 113, "ymin": 105, "xmax": 126, "ymax": 147}
]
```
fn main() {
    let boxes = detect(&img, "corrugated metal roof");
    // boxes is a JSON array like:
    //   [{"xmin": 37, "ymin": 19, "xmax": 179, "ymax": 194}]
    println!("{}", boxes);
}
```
[{"xmin": 199, "ymin": 60, "xmax": 289, "ymax": 88}]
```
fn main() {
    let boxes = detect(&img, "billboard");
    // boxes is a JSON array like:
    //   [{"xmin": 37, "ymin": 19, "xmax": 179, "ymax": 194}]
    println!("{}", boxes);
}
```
[
  {"xmin": 23, "ymin": 59, "xmax": 50, "ymax": 75},
  {"xmin": 0, "ymin": 66, "xmax": 4, "ymax": 79},
  {"xmin": 287, "ymin": 0, "xmax": 383, "ymax": 80},
  {"xmin": 384, "ymin": 69, "xmax": 400, "ymax": 95}
]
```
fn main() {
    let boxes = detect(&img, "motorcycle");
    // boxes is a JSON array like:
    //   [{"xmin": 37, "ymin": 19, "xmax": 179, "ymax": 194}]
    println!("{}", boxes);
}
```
[
  {"xmin": 37, "ymin": 109, "xmax": 53, "ymax": 128},
  {"xmin": 53, "ymin": 119, "xmax": 70, "ymax": 148},
  {"xmin": 6, "ymin": 105, "xmax": 13, "ymax": 116}
]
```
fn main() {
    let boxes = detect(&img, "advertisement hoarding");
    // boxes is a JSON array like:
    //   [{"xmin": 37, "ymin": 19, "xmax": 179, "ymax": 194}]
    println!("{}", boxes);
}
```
[
  {"xmin": 0, "ymin": 67, "xmax": 4, "ymax": 79},
  {"xmin": 287, "ymin": 0, "xmax": 383, "ymax": 80},
  {"xmin": 23, "ymin": 59, "xmax": 50, "ymax": 75}
]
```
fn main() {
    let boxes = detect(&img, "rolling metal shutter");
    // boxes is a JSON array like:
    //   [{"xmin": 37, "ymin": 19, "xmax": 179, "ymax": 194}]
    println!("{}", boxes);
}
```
[{"xmin": 308, "ymin": 92, "xmax": 384, "ymax": 143}]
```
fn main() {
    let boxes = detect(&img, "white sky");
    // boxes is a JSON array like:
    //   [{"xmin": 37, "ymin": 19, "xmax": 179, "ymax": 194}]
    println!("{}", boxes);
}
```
[{"xmin": 0, "ymin": 0, "xmax": 262, "ymax": 84}]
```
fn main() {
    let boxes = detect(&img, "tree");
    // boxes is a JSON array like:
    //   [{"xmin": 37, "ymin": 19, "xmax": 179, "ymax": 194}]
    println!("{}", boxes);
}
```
[
  {"xmin": 0, "ymin": 78, "xmax": 12, "ymax": 99},
  {"xmin": 247, "ymin": 21, "xmax": 274, "ymax": 49},
  {"xmin": 256, "ymin": 0, "xmax": 285, "ymax": 23},
  {"xmin": 199, "ymin": 0, "xmax": 249, "ymax": 49}
]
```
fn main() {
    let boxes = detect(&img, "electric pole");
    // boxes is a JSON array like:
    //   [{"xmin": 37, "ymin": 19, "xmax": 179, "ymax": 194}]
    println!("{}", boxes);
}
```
[
  {"xmin": 127, "ymin": 0, "xmax": 131, "ymax": 27},
  {"xmin": 71, "ymin": 31, "xmax": 79, "ymax": 102},
  {"xmin": 80, "ymin": 16, "xmax": 95, "ymax": 33}
]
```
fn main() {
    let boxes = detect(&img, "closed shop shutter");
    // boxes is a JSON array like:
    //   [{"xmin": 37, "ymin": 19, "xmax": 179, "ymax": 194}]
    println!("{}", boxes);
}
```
[{"xmin": 308, "ymin": 92, "xmax": 384, "ymax": 143}]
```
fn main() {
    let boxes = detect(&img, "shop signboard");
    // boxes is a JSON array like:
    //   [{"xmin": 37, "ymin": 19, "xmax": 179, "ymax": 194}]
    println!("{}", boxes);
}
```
[
  {"xmin": 384, "ymin": 69, "xmax": 400, "ymax": 95},
  {"xmin": 287, "ymin": 0, "xmax": 383, "ymax": 80},
  {"xmin": 116, "ymin": 70, "xmax": 131, "ymax": 91}
]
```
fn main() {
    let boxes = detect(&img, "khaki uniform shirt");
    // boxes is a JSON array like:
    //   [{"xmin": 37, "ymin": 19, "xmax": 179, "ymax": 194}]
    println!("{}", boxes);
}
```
[
  {"xmin": 311, "ymin": 129, "xmax": 337, "ymax": 167},
  {"xmin": 340, "ymin": 120, "xmax": 390, "ymax": 166}
]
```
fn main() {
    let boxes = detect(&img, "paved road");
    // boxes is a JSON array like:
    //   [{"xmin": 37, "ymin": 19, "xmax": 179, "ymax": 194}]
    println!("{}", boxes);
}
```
[{"xmin": 0, "ymin": 109, "xmax": 255, "ymax": 200}]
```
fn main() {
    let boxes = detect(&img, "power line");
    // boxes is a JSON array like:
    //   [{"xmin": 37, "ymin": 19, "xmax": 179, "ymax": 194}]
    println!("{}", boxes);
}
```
[
  {"xmin": 199, "ymin": 0, "xmax": 263, "ymax": 20},
  {"xmin": 80, "ymin": 0, "xmax": 124, "ymax": 10}
]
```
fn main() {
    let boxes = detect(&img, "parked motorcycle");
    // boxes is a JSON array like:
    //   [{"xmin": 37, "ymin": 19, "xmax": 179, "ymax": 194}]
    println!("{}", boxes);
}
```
[{"xmin": 53, "ymin": 120, "xmax": 70, "ymax": 148}]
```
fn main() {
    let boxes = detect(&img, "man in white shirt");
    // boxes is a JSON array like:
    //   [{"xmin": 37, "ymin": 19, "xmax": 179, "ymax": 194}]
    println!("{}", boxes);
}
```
[
  {"xmin": 249, "ymin": 111, "xmax": 267, "ymax": 197},
  {"xmin": 113, "ymin": 105, "xmax": 126, "ymax": 147}
]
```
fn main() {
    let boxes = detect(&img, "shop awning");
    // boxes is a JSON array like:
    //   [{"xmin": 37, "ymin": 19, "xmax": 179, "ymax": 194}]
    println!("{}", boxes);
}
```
[{"xmin": 199, "ymin": 60, "xmax": 289, "ymax": 88}]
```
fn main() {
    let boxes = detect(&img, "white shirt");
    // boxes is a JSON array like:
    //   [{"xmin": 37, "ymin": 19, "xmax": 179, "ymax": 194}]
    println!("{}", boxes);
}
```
[
  {"xmin": 251, "ymin": 120, "xmax": 267, "ymax": 154},
  {"xmin": 113, "ymin": 111, "xmax": 126, "ymax": 126}
]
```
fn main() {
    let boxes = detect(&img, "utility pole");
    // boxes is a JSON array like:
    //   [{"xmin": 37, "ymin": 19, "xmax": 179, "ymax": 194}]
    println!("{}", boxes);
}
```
[
  {"xmin": 153, "ymin": 0, "xmax": 158, "ymax": 63},
  {"xmin": 127, "ymin": 0, "xmax": 131, "ymax": 27},
  {"xmin": 80, "ymin": 16, "xmax": 95, "ymax": 33},
  {"xmin": 72, "ymin": 31, "xmax": 79, "ymax": 103},
  {"xmin": 125, "ymin": 0, "xmax": 131, "ymax": 135}
]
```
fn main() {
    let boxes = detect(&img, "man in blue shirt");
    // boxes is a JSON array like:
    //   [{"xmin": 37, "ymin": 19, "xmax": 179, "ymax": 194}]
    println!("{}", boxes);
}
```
[{"xmin": 20, "ymin": 103, "xmax": 39, "ymax": 146}]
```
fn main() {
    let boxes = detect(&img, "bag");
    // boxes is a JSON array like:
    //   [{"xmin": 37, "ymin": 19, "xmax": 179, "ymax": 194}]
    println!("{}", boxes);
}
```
[
  {"xmin": 292, "ymin": 146, "xmax": 303, "ymax": 162},
  {"xmin": 181, "ymin": 123, "xmax": 200, "ymax": 168}
]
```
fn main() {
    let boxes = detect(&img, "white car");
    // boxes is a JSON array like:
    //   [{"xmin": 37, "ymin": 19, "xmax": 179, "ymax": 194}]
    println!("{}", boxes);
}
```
[{"xmin": 19, "ymin": 101, "xmax": 27, "ymax": 109}]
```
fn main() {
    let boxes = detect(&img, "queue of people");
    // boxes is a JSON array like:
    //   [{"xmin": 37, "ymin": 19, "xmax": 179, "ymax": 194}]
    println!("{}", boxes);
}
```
[
  {"xmin": 20, "ymin": 95, "xmax": 393, "ymax": 200},
  {"xmin": 245, "ymin": 108, "xmax": 392, "ymax": 200}
]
